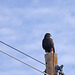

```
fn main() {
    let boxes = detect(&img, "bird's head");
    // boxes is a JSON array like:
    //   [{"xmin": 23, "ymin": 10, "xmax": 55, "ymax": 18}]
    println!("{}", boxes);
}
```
[{"xmin": 44, "ymin": 33, "xmax": 52, "ymax": 38}]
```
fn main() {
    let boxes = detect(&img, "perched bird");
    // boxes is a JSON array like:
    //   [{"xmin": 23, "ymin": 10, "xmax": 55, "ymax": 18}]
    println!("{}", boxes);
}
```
[{"xmin": 42, "ymin": 33, "xmax": 55, "ymax": 53}]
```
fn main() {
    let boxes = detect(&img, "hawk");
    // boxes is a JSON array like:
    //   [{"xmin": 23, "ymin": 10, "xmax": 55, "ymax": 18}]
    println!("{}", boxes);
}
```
[{"xmin": 42, "ymin": 33, "xmax": 55, "ymax": 53}]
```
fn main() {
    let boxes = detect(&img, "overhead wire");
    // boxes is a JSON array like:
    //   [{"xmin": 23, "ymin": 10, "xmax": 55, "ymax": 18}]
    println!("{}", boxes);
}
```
[
  {"xmin": 0, "ymin": 41, "xmax": 55, "ymax": 70},
  {"xmin": 0, "ymin": 41, "xmax": 45, "ymax": 65},
  {"xmin": 0, "ymin": 50, "xmax": 49, "ymax": 75}
]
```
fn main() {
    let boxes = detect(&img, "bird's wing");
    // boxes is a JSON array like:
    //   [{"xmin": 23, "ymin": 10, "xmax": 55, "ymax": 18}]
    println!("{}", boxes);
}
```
[{"xmin": 49, "ymin": 38, "xmax": 54, "ymax": 48}]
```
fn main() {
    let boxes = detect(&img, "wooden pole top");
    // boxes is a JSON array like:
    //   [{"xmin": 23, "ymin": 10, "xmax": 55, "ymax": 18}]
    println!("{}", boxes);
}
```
[{"xmin": 45, "ymin": 53, "xmax": 58, "ymax": 75}]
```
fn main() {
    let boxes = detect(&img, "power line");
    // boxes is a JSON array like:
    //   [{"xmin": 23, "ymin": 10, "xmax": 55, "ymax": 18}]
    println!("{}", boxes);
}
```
[
  {"xmin": 0, "ymin": 41, "xmax": 55, "ymax": 70},
  {"xmin": 0, "ymin": 41, "xmax": 44, "ymax": 65},
  {"xmin": 0, "ymin": 50, "xmax": 49, "ymax": 75}
]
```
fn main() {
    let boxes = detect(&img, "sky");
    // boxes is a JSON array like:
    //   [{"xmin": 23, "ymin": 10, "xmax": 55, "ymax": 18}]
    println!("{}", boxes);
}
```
[{"xmin": 0, "ymin": 0, "xmax": 75, "ymax": 75}]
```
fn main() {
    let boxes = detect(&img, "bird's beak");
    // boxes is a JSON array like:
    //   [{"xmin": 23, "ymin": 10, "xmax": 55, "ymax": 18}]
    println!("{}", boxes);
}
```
[{"xmin": 49, "ymin": 34, "xmax": 52, "ymax": 37}]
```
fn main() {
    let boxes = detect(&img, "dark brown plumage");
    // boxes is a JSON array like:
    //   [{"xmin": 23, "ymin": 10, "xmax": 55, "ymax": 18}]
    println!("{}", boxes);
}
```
[{"xmin": 42, "ymin": 33, "xmax": 55, "ymax": 53}]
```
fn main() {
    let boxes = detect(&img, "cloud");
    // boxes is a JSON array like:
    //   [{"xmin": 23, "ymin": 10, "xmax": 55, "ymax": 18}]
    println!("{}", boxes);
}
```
[
  {"xmin": 0, "ymin": 7, "xmax": 22, "ymax": 26},
  {"xmin": 0, "ymin": 28, "xmax": 14, "ymax": 35},
  {"xmin": 0, "ymin": 27, "xmax": 19, "ymax": 42},
  {"xmin": 0, "ymin": 0, "xmax": 75, "ymax": 75}
]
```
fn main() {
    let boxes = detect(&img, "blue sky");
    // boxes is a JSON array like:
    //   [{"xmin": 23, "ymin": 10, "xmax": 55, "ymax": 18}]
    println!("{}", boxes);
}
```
[{"xmin": 0, "ymin": 0, "xmax": 75, "ymax": 75}]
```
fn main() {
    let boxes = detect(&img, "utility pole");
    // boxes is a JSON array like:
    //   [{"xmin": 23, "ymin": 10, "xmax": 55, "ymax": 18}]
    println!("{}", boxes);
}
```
[{"xmin": 45, "ymin": 53, "xmax": 58, "ymax": 75}]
